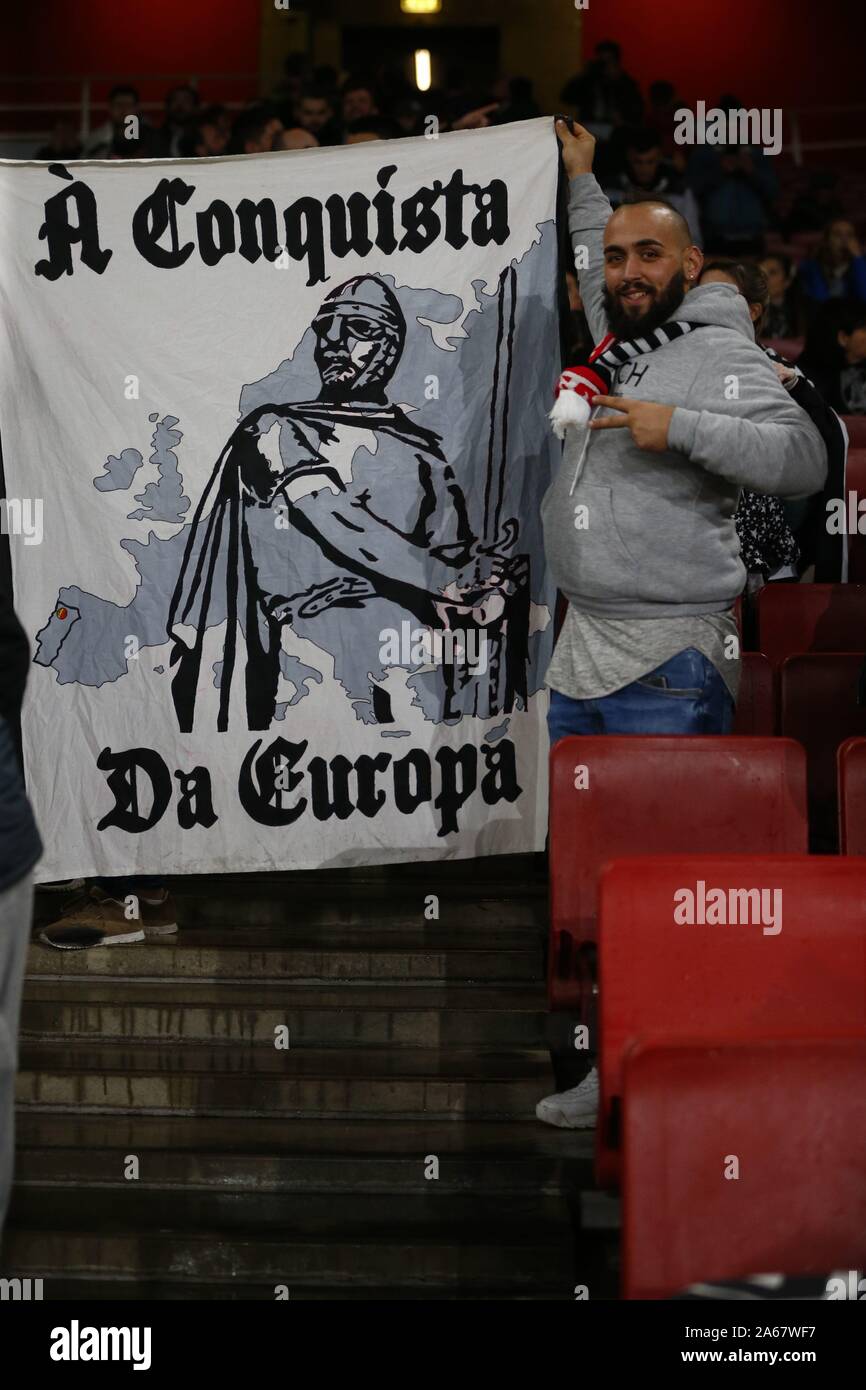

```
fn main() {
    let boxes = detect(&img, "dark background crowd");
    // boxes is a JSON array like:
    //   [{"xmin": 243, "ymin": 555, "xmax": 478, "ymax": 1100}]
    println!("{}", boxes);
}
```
[{"xmin": 31, "ymin": 39, "xmax": 866, "ymax": 417}]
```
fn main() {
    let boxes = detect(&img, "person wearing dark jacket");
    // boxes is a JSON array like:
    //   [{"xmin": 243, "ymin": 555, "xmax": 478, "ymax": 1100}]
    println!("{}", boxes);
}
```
[
  {"xmin": 561, "ymin": 41, "xmax": 644, "ymax": 129},
  {"xmin": 799, "ymin": 220, "xmax": 866, "ymax": 307},
  {"xmin": 799, "ymin": 300, "xmax": 866, "ymax": 417},
  {"xmin": 0, "ymin": 578, "xmax": 42, "ymax": 1234},
  {"xmin": 700, "ymin": 259, "xmax": 847, "ymax": 582}
]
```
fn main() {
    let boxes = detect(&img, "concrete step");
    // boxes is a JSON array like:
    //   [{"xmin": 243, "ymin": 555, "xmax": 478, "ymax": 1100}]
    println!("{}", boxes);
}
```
[
  {"xmin": 20, "ymin": 981, "xmax": 545, "ymax": 1047},
  {"xmin": 176, "ymin": 894, "xmax": 547, "ymax": 931},
  {"xmin": 15, "ymin": 1273, "xmax": 575, "ymax": 1295},
  {"xmin": 16, "ymin": 1042, "xmax": 555, "ymax": 1119},
  {"xmin": 14, "ymin": 1112, "xmax": 592, "ymax": 1193},
  {"xmin": 6, "ymin": 1185, "xmax": 572, "ymax": 1233},
  {"xmin": 35, "ymin": 872, "xmax": 547, "ymax": 936},
  {"xmin": 11, "ymin": 1275, "xmax": 573, "ymax": 1300},
  {"xmin": 26, "ymin": 931, "xmax": 542, "ymax": 982},
  {"xmin": 1, "ymin": 1228, "xmax": 575, "ymax": 1294},
  {"xmin": 3, "ymin": 1192, "xmax": 575, "ymax": 1292}
]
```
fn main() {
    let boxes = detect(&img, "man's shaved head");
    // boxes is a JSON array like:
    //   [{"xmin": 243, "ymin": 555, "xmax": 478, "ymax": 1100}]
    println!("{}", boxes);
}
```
[
  {"xmin": 606, "ymin": 199, "xmax": 693, "ymax": 251},
  {"xmin": 600, "ymin": 199, "xmax": 704, "ymax": 338}
]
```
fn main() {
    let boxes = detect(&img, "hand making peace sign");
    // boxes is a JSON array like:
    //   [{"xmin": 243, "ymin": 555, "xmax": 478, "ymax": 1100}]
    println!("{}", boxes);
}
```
[{"xmin": 589, "ymin": 395, "xmax": 676, "ymax": 453}]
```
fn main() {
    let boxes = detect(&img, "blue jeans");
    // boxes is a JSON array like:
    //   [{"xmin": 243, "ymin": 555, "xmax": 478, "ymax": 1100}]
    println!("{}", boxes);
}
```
[{"xmin": 547, "ymin": 647, "xmax": 735, "ymax": 742}]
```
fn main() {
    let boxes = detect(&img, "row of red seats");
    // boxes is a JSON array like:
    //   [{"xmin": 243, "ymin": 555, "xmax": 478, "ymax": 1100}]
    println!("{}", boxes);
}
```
[
  {"xmin": 752, "ymin": 582, "xmax": 866, "ymax": 665},
  {"xmin": 732, "ymin": 652, "xmax": 866, "ymax": 845},
  {"xmin": 740, "ymin": 583, "xmax": 866, "ymax": 844},
  {"xmin": 548, "ymin": 740, "xmax": 866, "ymax": 1294},
  {"xmin": 623, "ymin": 1037, "xmax": 866, "ymax": 1298},
  {"xmin": 549, "ymin": 731, "xmax": 866, "ymax": 1012},
  {"xmin": 547, "ymin": 456, "xmax": 866, "ymax": 1296},
  {"xmin": 599, "ymin": 856, "xmax": 866, "ymax": 1297}
]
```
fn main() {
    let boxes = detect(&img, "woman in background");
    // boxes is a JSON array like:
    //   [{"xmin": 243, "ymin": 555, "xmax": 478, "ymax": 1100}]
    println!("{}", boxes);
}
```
[{"xmin": 699, "ymin": 259, "xmax": 847, "ymax": 583}]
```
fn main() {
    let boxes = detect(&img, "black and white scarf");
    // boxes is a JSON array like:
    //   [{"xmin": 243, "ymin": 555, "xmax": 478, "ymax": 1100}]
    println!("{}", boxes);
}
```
[
  {"xmin": 553, "ymin": 321, "xmax": 704, "ymax": 486},
  {"xmin": 587, "ymin": 320, "xmax": 700, "ymax": 372}
]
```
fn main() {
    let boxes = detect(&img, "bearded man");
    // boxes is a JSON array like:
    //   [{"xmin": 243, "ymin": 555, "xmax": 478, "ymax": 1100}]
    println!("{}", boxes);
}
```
[
  {"xmin": 543, "ymin": 120, "xmax": 826, "ymax": 747},
  {"xmin": 534, "ymin": 120, "xmax": 827, "ymax": 1133}
]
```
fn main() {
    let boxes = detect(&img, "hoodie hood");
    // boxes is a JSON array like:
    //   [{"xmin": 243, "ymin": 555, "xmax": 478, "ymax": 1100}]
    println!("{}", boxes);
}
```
[{"xmin": 673, "ymin": 281, "xmax": 756, "ymax": 341}]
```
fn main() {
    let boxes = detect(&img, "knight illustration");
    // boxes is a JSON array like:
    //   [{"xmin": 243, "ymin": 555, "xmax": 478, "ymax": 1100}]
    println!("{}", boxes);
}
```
[{"xmin": 167, "ymin": 275, "xmax": 529, "ymax": 732}]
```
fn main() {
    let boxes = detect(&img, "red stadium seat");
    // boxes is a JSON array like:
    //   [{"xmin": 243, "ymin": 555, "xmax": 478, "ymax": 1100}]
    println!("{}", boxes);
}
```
[
  {"xmin": 842, "ymin": 415, "xmax": 866, "ymax": 450},
  {"xmin": 597, "ymin": 854, "xmax": 866, "ymax": 1190},
  {"xmin": 622, "ymin": 1038, "xmax": 866, "ymax": 1299},
  {"xmin": 780, "ymin": 653, "xmax": 866, "ymax": 848},
  {"xmin": 548, "ymin": 737, "xmax": 808, "ymax": 1012},
  {"xmin": 756, "ymin": 582, "xmax": 866, "ymax": 667},
  {"xmin": 838, "ymin": 735, "xmax": 866, "ymax": 853},
  {"xmin": 732, "ymin": 652, "xmax": 775, "ymax": 734},
  {"xmin": 845, "ymin": 450, "xmax": 866, "ymax": 583}
]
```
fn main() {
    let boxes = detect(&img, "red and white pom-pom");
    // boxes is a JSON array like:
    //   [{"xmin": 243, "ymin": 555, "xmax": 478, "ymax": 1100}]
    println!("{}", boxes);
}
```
[{"xmin": 549, "ymin": 365, "xmax": 608, "ymax": 440}]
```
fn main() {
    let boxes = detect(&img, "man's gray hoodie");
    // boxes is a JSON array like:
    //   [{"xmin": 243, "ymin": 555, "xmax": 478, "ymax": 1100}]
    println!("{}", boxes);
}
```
[{"xmin": 541, "ymin": 175, "xmax": 828, "ymax": 618}]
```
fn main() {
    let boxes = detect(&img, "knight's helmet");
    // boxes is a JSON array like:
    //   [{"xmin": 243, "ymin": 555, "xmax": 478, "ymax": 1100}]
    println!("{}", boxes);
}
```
[{"xmin": 313, "ymin": 275, "xmax": 407, "ymax": 399}]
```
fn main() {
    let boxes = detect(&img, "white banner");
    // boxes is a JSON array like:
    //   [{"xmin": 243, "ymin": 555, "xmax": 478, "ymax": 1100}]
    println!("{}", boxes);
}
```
[{"xmin": 0, "ymin": 118, "xmax": 559, "ymax": 881}]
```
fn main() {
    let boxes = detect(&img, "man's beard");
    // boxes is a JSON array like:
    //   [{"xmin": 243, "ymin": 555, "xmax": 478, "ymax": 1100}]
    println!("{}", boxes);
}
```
[
  {"xmin": 320, "ymin": 353, "xmax": 361, "ymax": 386},
  {"xmin": 603, "ymin": 268, "xmax": 687, "ymax": 340}
]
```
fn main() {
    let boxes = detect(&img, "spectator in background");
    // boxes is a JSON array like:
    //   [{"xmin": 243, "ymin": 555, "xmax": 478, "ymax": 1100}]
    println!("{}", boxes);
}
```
[
  {"xmin": 275, "ymin": 126, "xmax": 319, "ymax": 152},
  {"xmin": 376, "ymin": 68, "xmax": 416, "ymax": 122},
  {"xmin": 800, "ymin": 300, "xmax": 866, "ymax": 415},
  {"xmin": 785, "ymin": 171, "xmax": 846, "ymax": 236},
  {"xmin": 646, "ymin": 80, "xmax": 684, "ymax": 162},
  {"xmin": 34, "ymin": 118, "xmax": 82, "ymax": 161},
  {"xmin": 688, "ymin": 138, "xmax": 778, "ymax": 256},
  {"xmin": 0, "ymin": 586, "xmax": 42, "ymax": 1234},
  {"xmin": 698, "ymin": 260, "xmax": 801, "ymax": 592},
  {"xmin": 491, "ymin": 77, "xmax": 540, "ymax": 125},
  {"xmin": 560, "ymin": 40, "xmax": 643, "ymax": 133},
  {"xmin": 270, "ymin": 52, "xmax": 309, "ymax": 125},
  {"xmin": 759, "ymin": 253, "xmax": 807, "ymax": 340},
  {"xmin": 563, "ymin": 269, "xmax": 594, "ymax": 362},
  {"xmin": 106, "ymin": 131, "xmax": 161, "ymax": 159},
  {"xmin": 227, "ymin": 104, "xmax": 284, "ymax": 155},
  {"xmin": 604, "ymin": 126, "xmax": 702, "ymax": 244},
  {"xmin": 341, "ymin": 79, "xmax": 380, "ymax": 126},
  {"xmin": 451, "ymin": 101, "xmax": 501, "ymax": 131},
  {"xmin": 298, "ymin": 86, "xmax": 342, "ymax": 146},
  {"xmin": 311, "ymin": 65, "xmax": 340, "ymax": 95},
  {"xmin": 393, "ymin": 97, "xmax": 425, "ymax": 137},
  {"xmin": 84, "ymin": 84, "xmax": 157, "ymax": 157},
  {"xmin": 704, "ymin": 256, "xmax": 849, "ymax": 582},
  {"xmin": 179, "ymin": 104, "xmax": 230, "ymax": 158},
  {"xmin": 344, "ymin": 116, "xmax": 401, "ymax": 145},
  {"xmin": 799, "ymin": 219, "xmax": 866, "ymax": 305},
  {"xmin": 158, "ymin": 84, "xmax": 200, "ymax": 156}
]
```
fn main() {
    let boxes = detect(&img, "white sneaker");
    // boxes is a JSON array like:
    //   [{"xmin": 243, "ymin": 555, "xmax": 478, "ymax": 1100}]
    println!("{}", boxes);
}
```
[{"xmin": 535, "ymin": 1067, "xmax": 599, "ymax": 1129}]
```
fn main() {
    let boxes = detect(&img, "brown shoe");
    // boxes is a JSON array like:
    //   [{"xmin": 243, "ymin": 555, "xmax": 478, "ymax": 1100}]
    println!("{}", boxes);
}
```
[
  {"xmin": 39, "ymin": 891, "xmax": 145, "ymax": 950},
  {"xmin": 139, "ymin": 889, "xmax": 178, "ymax": 938}
]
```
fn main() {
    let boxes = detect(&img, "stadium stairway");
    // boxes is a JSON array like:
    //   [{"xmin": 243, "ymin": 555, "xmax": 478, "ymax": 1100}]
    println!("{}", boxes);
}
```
[{"xmin": 2, "ymin": 858, "xmax": 617, "ymax": 1300}]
